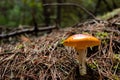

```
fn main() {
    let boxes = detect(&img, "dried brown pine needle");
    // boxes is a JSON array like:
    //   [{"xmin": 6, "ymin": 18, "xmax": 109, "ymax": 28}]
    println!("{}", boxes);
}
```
[{"xmin": 0, "ymin": 18, "xmax": 120, "ymax": 80}]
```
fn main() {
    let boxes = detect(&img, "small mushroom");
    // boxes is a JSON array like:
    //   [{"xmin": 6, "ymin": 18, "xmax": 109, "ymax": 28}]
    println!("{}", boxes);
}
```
[{"xmin": 63, "ymin": 34, "xmax": 100, "ymax": 75}]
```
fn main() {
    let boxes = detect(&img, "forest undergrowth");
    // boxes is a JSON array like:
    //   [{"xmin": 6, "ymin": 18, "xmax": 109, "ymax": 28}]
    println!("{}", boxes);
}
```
[{"xmin": 0, "ymin": 14, "xmax": 120, "ymax": 80}]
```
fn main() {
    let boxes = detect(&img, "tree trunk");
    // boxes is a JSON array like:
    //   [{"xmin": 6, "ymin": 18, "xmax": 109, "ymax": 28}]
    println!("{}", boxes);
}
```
[
  {"xmin": 56, "ymin": 0, "xmax": 62, "ymax": 27},
  {"xmin": 42, "ymin": 0, "xmax": 51, "ymax": 26}
]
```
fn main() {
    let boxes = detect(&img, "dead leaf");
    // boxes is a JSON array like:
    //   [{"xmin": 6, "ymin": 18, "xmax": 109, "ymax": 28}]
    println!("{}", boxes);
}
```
[{"xmin": 20, "ymin": 35, "xmax": 31, "ymax": 42}]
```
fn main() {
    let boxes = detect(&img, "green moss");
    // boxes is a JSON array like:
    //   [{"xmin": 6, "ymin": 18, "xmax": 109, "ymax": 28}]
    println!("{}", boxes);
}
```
[
  {"xmin": 15, "ymin": 44, "xmax": 24, "ymax": 49},
  {"xmin": 95, "ymin": 32, "xmax": 108, "ymax": 39},
  {"xmin": 88, "ymin": 63, "xmax": 97, "ymax": 69},
  {"xmin": 97, "ymin": 8, "xmax": 120, "ymax": 20},
  {"xmin": 95, "ymin": 32, "xmax": 109, "ymax": 44},
  {"xmin": 88, "ymin": 60, "xmax": 98, "ymax": 69},
  {"xmin": 112, "ymin": 74, "xmax": 120, "ymax": 80},
  {"xmin": 113, "ymin": 54, "xmax": 120, "ymax": 62}
]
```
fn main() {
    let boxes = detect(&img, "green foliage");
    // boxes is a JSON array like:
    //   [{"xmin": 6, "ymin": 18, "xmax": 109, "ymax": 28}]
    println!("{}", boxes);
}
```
[
  {"xmin": 15, "ymin": 44, "xmax": 24, "ymax": 49},
  {"xmin": 22, "ymin": 0, "xmax": 43, "ymax": 25},
  {"xmin": 88, "ymin": 60, "xmax": 98, "ymax": 69},
  {"xmin": 97, "ymin": 8, "xmax": 120, "ymax": 20},
  {"xmin": 22, "ymin": 0, "xmax": 42, "ymax": 8},
  {"xmin": 0, "ymin": 14, "xmax": 6, "ymax": 25},
  {"xmin": 22, "ymin": 0, "xmax": 36, "ymax": 7},
  {"xmin": 0, "ymin": 0, "xmax": 120, "ymax": 28},
  {"xmin": 95, "ymin": 32, "xmax": 109, "ymax": 44},
  {"xmin": 95, "ymin": 32, "xmax": 108, "ymax": 39},
  {"xmin": 113, "ymin": 64, "xmax": 120, "ymax": 70},
  {"xmin": 111, "ymin": 74, "xmax": 120, "ymax": 80},
  {"xmin": 0, "ymin": 0, "xmax": 44, "ymax": 28},
  {"xmin": 113, "ymin": 54, "xmax": 120, "ymax": 62},
  {"xmin": 0, "ymin": 1, "xmax": 22, "ymax": 27},
  {"xmin": 8, "ymin": 5, "xmax": 21, "ymax": 27},
  {"xmin": 88, "ymin": 63, "xmax": 97, "ymax": 69}
]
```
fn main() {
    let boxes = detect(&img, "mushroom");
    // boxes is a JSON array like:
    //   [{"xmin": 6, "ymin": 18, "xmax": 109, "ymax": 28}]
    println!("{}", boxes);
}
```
[{"xmin": 63, "ymin": 34, "xmax": 100, "ymax": 75}]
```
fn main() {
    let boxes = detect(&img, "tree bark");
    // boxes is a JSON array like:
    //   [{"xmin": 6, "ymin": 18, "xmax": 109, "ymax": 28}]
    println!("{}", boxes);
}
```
[
  {"xmin": 42, "ymin": 0, "xmax": 51, "ymax": 26},
  {"xmin": 56, "ymin": 0, "xmax": 62, "ymax": 27}
]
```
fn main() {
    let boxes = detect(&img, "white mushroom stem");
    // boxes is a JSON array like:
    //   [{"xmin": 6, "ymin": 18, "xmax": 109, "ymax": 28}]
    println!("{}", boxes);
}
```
[{"xmin": 75, "ymin": 48, "xmax": 87, "ymax": 75}]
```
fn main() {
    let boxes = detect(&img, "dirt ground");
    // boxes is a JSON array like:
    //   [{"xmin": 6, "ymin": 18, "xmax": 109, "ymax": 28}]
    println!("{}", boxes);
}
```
[{"xmin": 0, "ymin": 14, "xmax": 120, "ymax": 80}]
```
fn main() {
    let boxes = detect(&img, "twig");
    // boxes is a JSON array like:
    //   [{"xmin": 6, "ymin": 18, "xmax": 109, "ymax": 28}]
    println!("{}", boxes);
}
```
[
  {"xmin": 31, "ymin": 8, "xmax": 38, "ymax": 36},
  {"xmin": 1, "ymin": 60, "xmax": 11, "ymax": 79},
  {"xmin": 0, "ymin": 26, "xmax": 57, "ymax": 39},
  {"xmin": 43, "ymin": 3, "xmax": 97, "ymax": 20},
  {"xmin": 113, "ymin": 62, "xmax": 119, "ymax": 75}
]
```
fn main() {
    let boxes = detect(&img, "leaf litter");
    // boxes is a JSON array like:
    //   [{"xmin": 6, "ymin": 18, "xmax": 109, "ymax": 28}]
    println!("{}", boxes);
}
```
[{"xmin": 0, "ymin": 15, "xmax": 120, "ymax": 80}]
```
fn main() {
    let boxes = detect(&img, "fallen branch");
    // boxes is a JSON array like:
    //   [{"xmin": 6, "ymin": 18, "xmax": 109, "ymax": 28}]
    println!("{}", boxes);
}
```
[
  {"xmin": 0, "ymin": 26, "xmax": 57, "ymax": 39},
  {"xmin": 43, "ymin": 3, "xmax": 97, "ymax": 20}
]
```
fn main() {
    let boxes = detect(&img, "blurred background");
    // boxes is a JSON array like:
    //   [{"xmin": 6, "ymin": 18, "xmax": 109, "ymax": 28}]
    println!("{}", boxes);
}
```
[{"xmin": 0, "ymin": 0, "xmax": 120, "ymax": 28}]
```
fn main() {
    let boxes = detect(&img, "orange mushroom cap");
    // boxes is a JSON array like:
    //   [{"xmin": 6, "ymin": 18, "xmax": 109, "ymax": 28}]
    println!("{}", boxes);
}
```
[{"xmin": 63, "ymin": 34, "xmax": 100, "ymax": 49}]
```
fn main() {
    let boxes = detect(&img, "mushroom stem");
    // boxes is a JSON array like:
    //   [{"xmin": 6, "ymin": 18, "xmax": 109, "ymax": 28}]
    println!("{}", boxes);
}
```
[{"xmin": 75, "ymin": 48, "xmax": 87, "ymax": 75}]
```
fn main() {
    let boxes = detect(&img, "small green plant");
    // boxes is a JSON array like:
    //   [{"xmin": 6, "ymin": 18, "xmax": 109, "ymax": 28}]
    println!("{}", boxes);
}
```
[
  {"xmin": 113, "ymin": 54, "xmax": 120, "ymax": 62},
  {"xmin": 97, "ymin": 8, "xmax": 120, "ymax": 20},
  {"xmin": 15, "ymin": 44, "xmax": 24, "ymax": 49},
  {"xmin": 113, "ymin": 63, "xmax": 120, "ymax": 70},
  {"xmin": 95, "ymin": 32, "xmax": 109, "ymax": 44},
  {"xmin": 95, "ymin": 32, "xmax": 108, "ymax": 39},
  {"xmin": 87, "ymin": 60, "xmax": 98, "ymax": 69},
  {"xmin": 112, "ymin": 74, "xmax": 120, "ymax": 80},
  {"xmin": 88, "ymin": 63, "xmax": 97, "ymax": 69}
]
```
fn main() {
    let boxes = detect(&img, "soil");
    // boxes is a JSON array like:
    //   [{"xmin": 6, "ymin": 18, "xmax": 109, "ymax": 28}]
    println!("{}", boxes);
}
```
[{"xmin": 0, "ymin": 14, "xmax": 120, "ymax": 80}]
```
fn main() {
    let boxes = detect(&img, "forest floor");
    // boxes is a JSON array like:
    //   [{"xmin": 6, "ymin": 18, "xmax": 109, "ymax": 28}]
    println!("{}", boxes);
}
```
[{"xmin": 0, "ymin": 14, "xmax": 120, "ymax": 80}]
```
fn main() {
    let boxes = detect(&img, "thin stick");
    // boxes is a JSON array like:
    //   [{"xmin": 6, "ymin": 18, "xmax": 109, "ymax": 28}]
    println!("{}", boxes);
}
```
[
  {"xmin": 0, "ymin": 26, "xmax": 57, "ymax": 39},
  {"xmin": 43, "ymin": 3, "xmax": 97, "ymax": 20}
]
